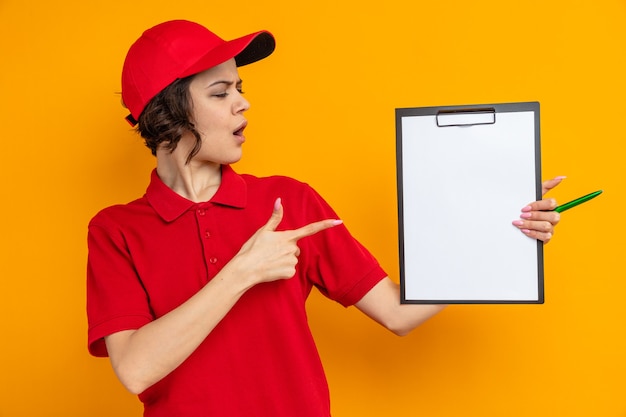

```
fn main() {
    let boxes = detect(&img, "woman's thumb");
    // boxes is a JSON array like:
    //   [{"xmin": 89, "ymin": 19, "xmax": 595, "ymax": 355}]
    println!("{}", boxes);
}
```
[{"xmin": 263, "ymin": 198, "xmax": 283, "ymax": 231}]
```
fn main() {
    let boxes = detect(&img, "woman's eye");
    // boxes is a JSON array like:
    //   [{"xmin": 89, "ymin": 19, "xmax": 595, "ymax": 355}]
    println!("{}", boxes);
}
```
[{"xmin": 212, "ymin": 88, "xmax": 244, "ymax": 98}]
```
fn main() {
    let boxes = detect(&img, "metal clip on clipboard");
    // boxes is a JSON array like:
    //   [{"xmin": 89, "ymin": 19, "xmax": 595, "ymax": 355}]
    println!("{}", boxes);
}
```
[{"xmin": 436, "ymin": 107, "xmax": 496, "ymax": 127}]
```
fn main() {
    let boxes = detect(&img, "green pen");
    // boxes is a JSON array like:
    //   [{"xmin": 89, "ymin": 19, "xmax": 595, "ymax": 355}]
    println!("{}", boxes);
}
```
[{"xmin": 554, "ymin": 190, "xmax": 603, "ymax": 213}]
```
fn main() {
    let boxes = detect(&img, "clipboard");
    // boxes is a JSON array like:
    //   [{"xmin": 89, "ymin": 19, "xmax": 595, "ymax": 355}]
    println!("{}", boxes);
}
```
[{"xmin": 395, "ymin": 102, "xmax": 543, "ymax": 304}]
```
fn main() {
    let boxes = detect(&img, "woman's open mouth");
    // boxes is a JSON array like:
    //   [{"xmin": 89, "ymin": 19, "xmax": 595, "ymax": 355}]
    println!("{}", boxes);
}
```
[{"xmin": 233, "ymin": 121, "xmax": 247, "ymax": 141}]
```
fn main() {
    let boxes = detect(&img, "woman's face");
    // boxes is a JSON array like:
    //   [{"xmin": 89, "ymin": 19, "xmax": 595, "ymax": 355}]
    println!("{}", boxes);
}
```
[{"xmin": 185, "ymin": 58, "xmax": 250, "ymax": 165}]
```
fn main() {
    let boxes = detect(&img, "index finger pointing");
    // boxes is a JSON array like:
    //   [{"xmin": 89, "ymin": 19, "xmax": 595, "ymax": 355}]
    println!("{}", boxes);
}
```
[{"xmin": 289, "ymin": 219, "xmax": 343, "ymax": 241}]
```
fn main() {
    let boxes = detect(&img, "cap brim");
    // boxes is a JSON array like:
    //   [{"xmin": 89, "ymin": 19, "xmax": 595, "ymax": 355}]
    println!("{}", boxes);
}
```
[
  {"xmin": 235, "ymin": 31, "xmax": 275, "ymax": 66},
  {"xmin": 181, "ymin": 31, "xmax": 275, "ymax": 78}
]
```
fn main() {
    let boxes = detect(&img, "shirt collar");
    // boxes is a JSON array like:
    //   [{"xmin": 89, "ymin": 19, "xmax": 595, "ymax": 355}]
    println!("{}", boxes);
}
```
[{"xmin": 146, "ymin": 165, "xmax": 248, "ymax": 222}]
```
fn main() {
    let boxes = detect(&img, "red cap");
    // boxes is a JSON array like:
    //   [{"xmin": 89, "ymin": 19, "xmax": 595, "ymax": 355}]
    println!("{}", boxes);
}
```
[{"xmin": 121, "ymin": 20, "xmax": 275, "ymax": 125}]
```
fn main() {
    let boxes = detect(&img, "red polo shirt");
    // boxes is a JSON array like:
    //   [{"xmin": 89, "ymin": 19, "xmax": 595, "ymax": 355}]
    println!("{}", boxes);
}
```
[{"xmin": 87, "ymin": 165, "xmax": 387, "ymax": 417}]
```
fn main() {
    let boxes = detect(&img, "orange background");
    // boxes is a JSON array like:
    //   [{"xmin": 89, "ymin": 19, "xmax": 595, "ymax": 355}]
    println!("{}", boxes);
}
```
[{"xmin": 1, "ymin": 1, "xmax": 624, "ymax": 416}]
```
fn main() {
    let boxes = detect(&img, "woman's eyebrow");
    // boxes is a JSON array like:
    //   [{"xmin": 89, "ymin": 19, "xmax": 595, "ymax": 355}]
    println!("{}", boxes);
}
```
[{"xmin": 207, "ymin": 79, "xmax": 243, "ymax": 88}]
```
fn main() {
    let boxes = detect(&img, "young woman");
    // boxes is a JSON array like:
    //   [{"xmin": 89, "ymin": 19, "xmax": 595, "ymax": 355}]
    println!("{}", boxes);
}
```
[{"xmin": 87, "ymin": 20, "xmax": 562, "ymax": 417}]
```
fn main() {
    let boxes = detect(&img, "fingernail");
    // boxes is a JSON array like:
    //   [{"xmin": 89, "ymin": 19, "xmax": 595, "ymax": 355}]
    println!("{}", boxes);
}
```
[
  {"xmin": 521, "ymin": 205, "xmax": 532, "ymax": 212},
  {"xmin": 520, "ymin": 212, "xmax": 532, "ymax": 219},
  {"xmin": 512, "ymin": 220, "xmax": 524, "ymax": 226},
  {"xmin": 555, "ymin": 176, "xmax": 567, "ymax": 180},
  {"xmin": 274, "ymin": 198, "xmax": 282, "ymax": 211},
  {"xmin": 521, "ymin": 229, "xmax": 531, "ymax": 234},
  {"xmin": 332, "ymin": 220, "xmax": 343, "ymax": 226}
]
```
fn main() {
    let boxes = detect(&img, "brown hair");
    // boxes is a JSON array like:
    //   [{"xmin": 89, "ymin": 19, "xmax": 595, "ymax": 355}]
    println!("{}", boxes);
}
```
[{"xmin": 136, "ymin": 75, "xmax": 202, "ymax": 164}]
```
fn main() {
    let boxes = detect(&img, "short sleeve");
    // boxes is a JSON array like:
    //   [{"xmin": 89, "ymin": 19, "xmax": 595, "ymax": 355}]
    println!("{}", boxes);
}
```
[
  {"xmin": 296, "ymin": 185, "xmax": 387, "ymax": 306},
  {"xmin": 86, "ymin": 212, "xmax": 154, "ymax": 357}
]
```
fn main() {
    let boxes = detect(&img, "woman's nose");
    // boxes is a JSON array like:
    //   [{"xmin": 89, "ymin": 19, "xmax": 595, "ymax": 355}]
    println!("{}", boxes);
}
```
[{"xmin": 235, "ymin": 93, "xmax": 250, "ymax": 113}]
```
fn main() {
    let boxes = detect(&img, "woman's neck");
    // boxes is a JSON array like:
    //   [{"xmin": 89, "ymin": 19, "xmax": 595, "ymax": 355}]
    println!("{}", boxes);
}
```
[{"xmin": 156, "ymin": 152, "xmax": 222, "ymax": 203}]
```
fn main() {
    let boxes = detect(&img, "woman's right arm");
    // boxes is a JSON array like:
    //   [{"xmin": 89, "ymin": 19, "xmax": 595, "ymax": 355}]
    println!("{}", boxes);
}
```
[
  {"xmin": 105, "ymin": 263, "xmax": 250, "ymax": 395},
  {"xmin": 104, "ymin": 199, "xmax": 340, "ymax": 394}
]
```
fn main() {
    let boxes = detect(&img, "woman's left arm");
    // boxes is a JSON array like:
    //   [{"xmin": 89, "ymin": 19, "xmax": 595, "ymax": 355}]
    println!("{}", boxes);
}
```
[
  {"xmin": 355, "ymin": 277, "xmax": 446, "ymax": 336},
  {"xmin": 355, "ymin": 176, "xmax": 565, "ymax": 336}
]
